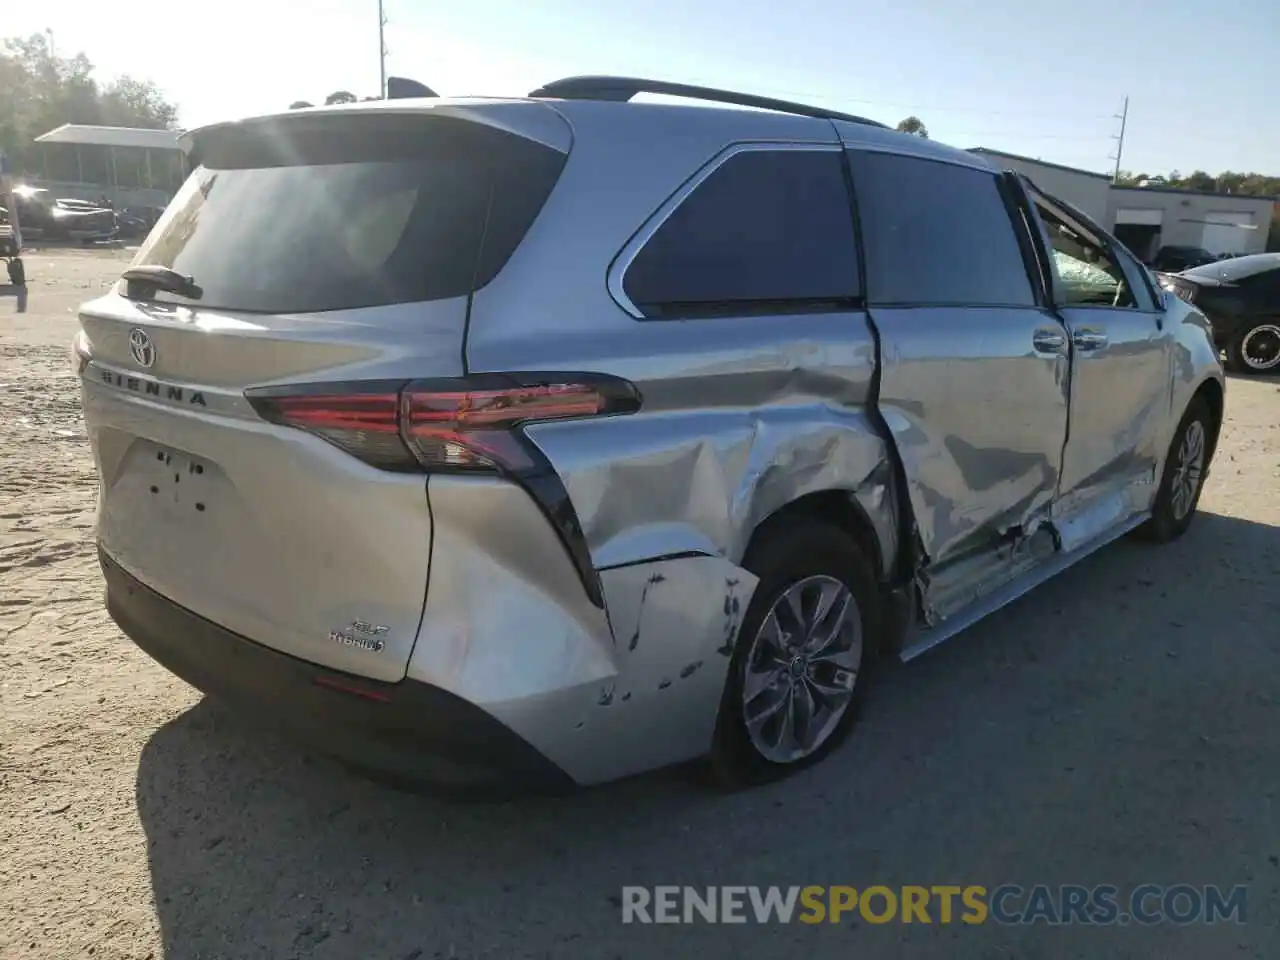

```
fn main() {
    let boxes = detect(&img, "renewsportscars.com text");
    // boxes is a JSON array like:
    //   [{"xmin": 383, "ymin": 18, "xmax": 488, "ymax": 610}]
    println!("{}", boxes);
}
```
[{"xmin": 621, "ymin": 884, "xmax": 1247, "ymax": 926}]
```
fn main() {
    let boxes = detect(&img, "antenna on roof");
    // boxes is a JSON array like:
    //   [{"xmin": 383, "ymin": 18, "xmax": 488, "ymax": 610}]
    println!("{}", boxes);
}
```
[{"xmin": 386, "ymin": 77, "xmax": 438, "ymax": 99}]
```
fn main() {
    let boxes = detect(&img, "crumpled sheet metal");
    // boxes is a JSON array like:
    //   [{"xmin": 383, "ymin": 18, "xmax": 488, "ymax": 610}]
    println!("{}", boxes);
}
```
[
  {"xmin": 870, "ymin": 305, "xmax": 1073, "ymax": 571},
  {"xmin": 484, "ymin": 553, "xmax": 759, "ymax": 785},
  {"xmin": 408, "ymin": 475, "xmax": 617, "ymax": 702},
  {"xmin": 525, "ymin": 402, "xmax": 898, "ymax": 578}
]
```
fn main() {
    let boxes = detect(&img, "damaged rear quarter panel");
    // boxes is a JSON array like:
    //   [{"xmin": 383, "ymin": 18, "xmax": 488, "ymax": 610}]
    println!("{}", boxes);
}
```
[
  {"xmin": 484, "ymin": 555, "xmax": 757, "ymax": 784},
  {"xmin": 519, "ymin": 313, "xmax": 899, "ymax": 576},
  {"xmin": 409, "ymin": 481, "xmax": 760, "ymax": 783}
]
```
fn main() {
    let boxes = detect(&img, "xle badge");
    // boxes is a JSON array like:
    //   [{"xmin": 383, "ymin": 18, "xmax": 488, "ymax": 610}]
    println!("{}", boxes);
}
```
[{"xmin": 330, "ymin": 620, "xmax": 390, "ymax": 653}]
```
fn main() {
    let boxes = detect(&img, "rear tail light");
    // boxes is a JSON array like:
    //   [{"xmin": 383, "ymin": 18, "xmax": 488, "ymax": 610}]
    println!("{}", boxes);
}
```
[
  {"xmin": 402, "ymin": 383, "xmax": 612, "ymax": 471},
  {"xmin": 245, "ymin": 374, "xmax": 642, "ymax": 608},
  {"xmin": 245, "ymin": 375, "xmax": 640, "ymax": 474},
  {"xmin": 245, "ymin": 387, "xmax": 409, "ymax": 470}
]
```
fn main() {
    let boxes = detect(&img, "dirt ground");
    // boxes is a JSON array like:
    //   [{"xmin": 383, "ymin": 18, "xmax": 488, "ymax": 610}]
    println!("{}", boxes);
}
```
[{"xmin": 2, "ymin": 250, "xmax": 1278, "ymax": 960}]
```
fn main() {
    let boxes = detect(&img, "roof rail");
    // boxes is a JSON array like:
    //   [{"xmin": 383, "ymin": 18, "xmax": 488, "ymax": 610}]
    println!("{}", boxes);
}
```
[
  {"xmin": 527, "ymin": 75, "xmax": 887, "ymax": 128},
  {"xmin": 386, "ymin": 77, "xmax": 438, "ymax": 99}
]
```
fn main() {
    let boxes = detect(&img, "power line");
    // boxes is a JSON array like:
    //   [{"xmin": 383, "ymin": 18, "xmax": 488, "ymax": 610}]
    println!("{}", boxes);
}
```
[
  {"xmin": 374, "ymin": 33, "xmax": 1115, "ymax": 121},
  {"xmin": 340, "ymin": 22, "xmax": 1118, "ymax": 122},
  {"xmin": 587, "ymin": 69, "xmax": 1118, "ymax": 120},
  {"xmin": 942, "ymin": 131, "xmax": 1114, "ymax": 142}
]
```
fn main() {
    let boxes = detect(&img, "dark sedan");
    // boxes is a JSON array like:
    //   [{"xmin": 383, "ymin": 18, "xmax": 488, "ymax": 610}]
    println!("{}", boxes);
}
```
[
  {"xmin": 7, "ymin": 187, "xmax": 118, "ymax": 243},
  {"xmin": 1151, "ymin": 245, "xmax": 1218, "ymax": 272},
  {"xmin": 1162, "ymin": 252, "xmax": 1280, "ymax": 374}
]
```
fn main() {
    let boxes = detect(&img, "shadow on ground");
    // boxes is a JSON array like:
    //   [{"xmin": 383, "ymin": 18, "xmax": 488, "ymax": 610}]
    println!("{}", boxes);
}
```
[
  {"xmin": 136, "ymin": 512, "xmax": 1280, "ymax": 960},
  {"xmin": 15, "ymin": 239, "xmax": 127, "ymax": 252},
  {"xmin": 1227, "ymin": 369, "xmax": 1280, "ymax": 385}
]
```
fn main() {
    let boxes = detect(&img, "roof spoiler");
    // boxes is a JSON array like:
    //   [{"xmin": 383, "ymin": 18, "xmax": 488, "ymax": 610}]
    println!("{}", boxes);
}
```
[
  {"xmin": 386, "ymin": 77, "xmax": 438, "ymax": 99},
  {"xmin": 527, "ymin": 75, "xmax": 887, "ymax": 128}
]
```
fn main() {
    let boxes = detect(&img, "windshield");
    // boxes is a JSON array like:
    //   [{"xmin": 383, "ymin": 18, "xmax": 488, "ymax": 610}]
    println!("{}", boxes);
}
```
[{"xmin": 1182, "ymin": 253, "xmax": 1280, "ymax": 283}]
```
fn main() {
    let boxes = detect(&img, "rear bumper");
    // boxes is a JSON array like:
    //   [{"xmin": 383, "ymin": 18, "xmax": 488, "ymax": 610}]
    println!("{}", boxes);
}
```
[{"xmin": 100, "ymin": 546, "xmax": 576, "ymax": 797}]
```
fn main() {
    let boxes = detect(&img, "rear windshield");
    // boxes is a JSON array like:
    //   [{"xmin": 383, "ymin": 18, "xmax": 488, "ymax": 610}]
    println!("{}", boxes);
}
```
[
  {"xmin": 125, "ymin": 112, "xmax": 567, "ymax": 314},
  {"xmin": 1182, "ymin": 253, "xmax": 1280, "ymax": 283}
]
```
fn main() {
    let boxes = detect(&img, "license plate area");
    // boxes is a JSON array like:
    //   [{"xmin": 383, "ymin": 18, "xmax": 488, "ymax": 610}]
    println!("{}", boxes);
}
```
[{"xmin": 140, "ymin": 442, "xmax": 218, "ymax": 518}]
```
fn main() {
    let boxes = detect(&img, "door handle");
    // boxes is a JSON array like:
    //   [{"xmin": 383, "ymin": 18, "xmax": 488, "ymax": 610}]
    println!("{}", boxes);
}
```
[
  {"xmin": 1032, "ymin": 329, "xmax": 1067, "ymax": 353},
  {"xmin": 1072, "ymin": 329, "xmax": 1109, "ymax": 351}
]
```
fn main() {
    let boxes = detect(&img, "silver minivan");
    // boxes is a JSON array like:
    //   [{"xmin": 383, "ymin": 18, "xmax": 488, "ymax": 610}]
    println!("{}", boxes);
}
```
[{"xmin": 76, "ymin": 77, "xmax": 1224, "ymax": 793}]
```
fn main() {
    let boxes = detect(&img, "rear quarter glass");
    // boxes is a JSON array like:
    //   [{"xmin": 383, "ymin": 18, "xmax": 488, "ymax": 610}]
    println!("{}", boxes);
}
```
[{"xmin": 126, "ymin": 113, "xmax": 568, "ymax": 314}]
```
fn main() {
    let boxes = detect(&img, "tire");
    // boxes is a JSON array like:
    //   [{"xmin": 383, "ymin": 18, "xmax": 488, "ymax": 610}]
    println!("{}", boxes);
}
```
[
  {"xmin": 708, "ymin": 520, "xmax": 881, "ymax": 789},
  {"xmin": 1135, "ymin": 397, "xmax": 1213, "ymax": 544},
  {"xmin": 6, "ymin": 258, "xmax": 24, "ymax": 287},
  {"xmin": 1225, "ymin": 320, "xmax": 1280, "ymax": 375}
]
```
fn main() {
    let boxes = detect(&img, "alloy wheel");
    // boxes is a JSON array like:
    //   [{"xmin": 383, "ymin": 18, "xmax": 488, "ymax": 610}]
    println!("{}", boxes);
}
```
[
  {"xmin": 741, "ymin": 574, "xmax": 862, "ymax": 764},
  {"xmin": 1240, "ymin": 324, "xmax": 1280, "ymax": 371},
  {"xmin": 1170, "ymin": 419, "xmax": 1206, "ymax": 520}
]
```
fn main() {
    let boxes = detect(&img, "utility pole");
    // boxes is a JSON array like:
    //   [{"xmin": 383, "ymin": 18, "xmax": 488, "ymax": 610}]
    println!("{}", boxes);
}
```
[
  {"xmin": 378, "ymin": 0, "xmax": 388, "ymax": 98},
  {"xmin": 1110, "ymin": 95, "xmax": 1129, "ymax": 183}
]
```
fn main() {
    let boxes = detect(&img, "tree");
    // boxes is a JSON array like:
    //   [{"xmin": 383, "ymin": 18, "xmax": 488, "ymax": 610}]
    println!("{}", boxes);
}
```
[
  {"xmin": 0, "ymin": 33, "xmax": 178, "ymax": 177},
  {"xmin": 1183, "ymin": 170, "xmax": 1215, "ymax": 193},
  {"xmin": 895, "ymin": 116, "xmax": 928, "ymax": 138},
  {"xmin": 289, "ymin": 100, "xmax": 314, "ymax": 110},
  {"xmin": 324, "ymin": 90, "xmax": 357, "ymax": 105},
  {"xmin": 1117, "ymin": 168, "xmax": 1280, "ymax": 197}
]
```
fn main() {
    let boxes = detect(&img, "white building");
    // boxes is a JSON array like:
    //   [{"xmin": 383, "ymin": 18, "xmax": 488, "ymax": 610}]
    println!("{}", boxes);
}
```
[
  {"xmin": 30, "ymin": 124, "xmax": 188, "ymax": 209},
  {"xmin": 969, "ymin": 147, "xmax": 1276, "ymax": 263}
]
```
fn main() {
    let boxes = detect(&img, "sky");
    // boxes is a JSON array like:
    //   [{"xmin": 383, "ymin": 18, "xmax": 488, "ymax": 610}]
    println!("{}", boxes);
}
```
[{"xmin": 10, "ymin": 0, "xmax": 1280, "ymax": 176}]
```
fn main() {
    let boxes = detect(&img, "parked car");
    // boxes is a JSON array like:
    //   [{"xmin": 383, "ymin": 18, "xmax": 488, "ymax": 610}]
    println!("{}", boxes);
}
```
[
  {"xmin": 74, "ymin": 78, "xmax": 1224, "ymax": 793},
  {"xmin": 1162, "ymin": 252, "xmax": 1280, "ymax": 374},
  {"xmin": 55, "ymin": 197, "xmax": 109, "ymax": 213},
  {"xmin": 115, "ymin": 211, "xmax": 150, "ymax": 240},
  {"xmin": 8, "ymin": 186, "xmax": 117, "ymax": 243},
  {"xmin": 1151, "ymin": 245, "xmax": 1217, "ymax": 272},
  {"xmin": 116, "ymin": 205, "xmax": 165, "ymax": 241}
]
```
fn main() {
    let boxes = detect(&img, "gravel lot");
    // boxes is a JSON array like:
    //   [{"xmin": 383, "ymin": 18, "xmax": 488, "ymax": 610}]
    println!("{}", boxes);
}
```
[{"xmin": 2, "ymin": 251, "xmax": 1279, "ymax": 959}]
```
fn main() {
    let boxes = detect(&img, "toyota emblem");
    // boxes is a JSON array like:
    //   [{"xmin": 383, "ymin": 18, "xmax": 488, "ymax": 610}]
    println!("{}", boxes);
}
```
[{"xmin": 128, "ymin": 328, "xmax": 156, "ymax": 368}]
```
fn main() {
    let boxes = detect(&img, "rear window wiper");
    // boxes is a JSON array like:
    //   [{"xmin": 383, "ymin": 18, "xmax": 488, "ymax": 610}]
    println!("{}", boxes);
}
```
[{"xmin": 122, "ymin": 265, "xmax": 203, "ymax": 301}]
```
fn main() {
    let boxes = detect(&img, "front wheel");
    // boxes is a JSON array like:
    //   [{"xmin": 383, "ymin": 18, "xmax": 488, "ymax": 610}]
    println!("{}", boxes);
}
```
[
  {"xmin": 709, "ymin": 520, "xmax": 880, "ymax": 789},
  {"xmin": 1136, "ymin": 397, "xmax": 1212, "ymax": 543},
  {"xmin": 1225, "ymin": 320, "xmax": 1280, "ymax": 374}
]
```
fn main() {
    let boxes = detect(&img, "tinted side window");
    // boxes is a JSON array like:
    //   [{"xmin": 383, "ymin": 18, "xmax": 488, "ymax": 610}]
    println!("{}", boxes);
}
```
[
  {"xmin": 849, "ymin": 151, "xmax": 1037, "ymax": 307},
  {"xmin": 1111, "ymin": 242, "xmax": 1157, "ymax": 310},
  {"xmin": 622, "ymin": 149, "xmax": 860, "ymax": 319}
]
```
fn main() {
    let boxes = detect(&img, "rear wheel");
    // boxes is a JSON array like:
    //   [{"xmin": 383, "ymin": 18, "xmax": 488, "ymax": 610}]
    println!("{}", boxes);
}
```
[
  {"xmin": 1226, "ymin": 320, "xmax": 1280, "ymax": 374},
  {"xmin": 5, "ymin": 258, "xmax": 22, "ymax": 287},
  {"xmin": 1136, "ymin": 397, "xmax": 1212, "ymax": 543},
  {"xmin": 709, "ymin": 520, "xmax": 880, "ymax": 788}
]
